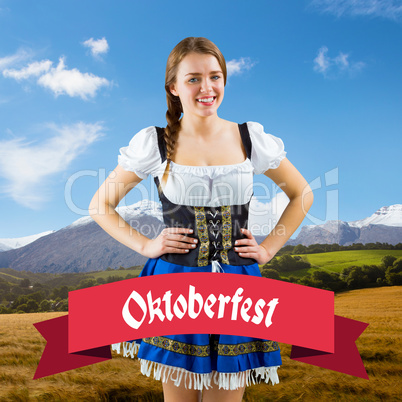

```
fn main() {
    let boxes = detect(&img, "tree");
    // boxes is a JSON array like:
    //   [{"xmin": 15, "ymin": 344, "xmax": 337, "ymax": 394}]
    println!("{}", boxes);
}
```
[
  {"xmin": 17, "ymin": 303, "xmax": 29, "ymax": 313},
  {"xmin": 106, "ymin": 276, "xmax": 124, "ymax": 284},
  {"xmin": 274, "ymin": 254, "xmax": 310, "ymax": 272},
  {"xmin": 28, "ymin": 291, "xmax": 45, "ymax": 303},
  {"xmin": 261, "ymin": 269, "xmax": 280, "ymax": 280},
  {"xmin": 76, "ymin": 279, "xmax": 97, "ymax": 290},
  {"xmin": 298, "ymin": 275, "xmax": 313, "ymax": 287},
  {"xmin": 391, "ymin": 257, "xmax": 402, "ymax": 273},
  {"xmin": 361, "ymin": 265, "xmax": 384, "ymax": 283},
  {"xmin": 26, "ymin": 299, "xmax": 39, "ymax": 313},
  {"xmin": 51, "ymin": 286, "xmax": 69, "ymax": 299},
  {"xmin": 346, "ymin": 267, "xmax": 369, "ymax": 289},
  {"xmin": 12, "ymin": 295, "xmax": 29, "ymax": 309},
  {"xmin": 55, "ymin": 299, "xmax": 68, "ymax": 312},
  {"xmin": 20, "ymin": 278, "xmax": 31, "ymax": 288},
  {"xmin": 385, "ymin": 272, "xmax": 402, "ymax": 286},
  {"xmin": 381, "ymin": 255, "xmax": 397, "ymax": 269},
  {"xmin": 293, "ymin": 244, "xmax": 306, "ymax": 254},
  {"xmin": 39, "ymin": 300, "xmax": 51, "ymax": 312},
  {"xmin": 385, "ymin": 262, "xmax": 402, "ymax": 285},
  {"xmin": 0, "ymin": 305, "xmax": 10, "ymax": 314}
]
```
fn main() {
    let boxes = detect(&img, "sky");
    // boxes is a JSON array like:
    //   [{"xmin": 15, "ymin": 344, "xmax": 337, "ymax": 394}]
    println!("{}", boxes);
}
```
[{"xmin": 0, "ymin": 0, "xmax": 401, "ymax": 239}]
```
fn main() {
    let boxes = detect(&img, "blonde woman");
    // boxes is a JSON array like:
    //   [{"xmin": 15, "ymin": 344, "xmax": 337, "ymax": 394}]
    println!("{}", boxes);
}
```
[{"xmin": 89, "ymin": 37, "xmax": 313, "ymax": 402}]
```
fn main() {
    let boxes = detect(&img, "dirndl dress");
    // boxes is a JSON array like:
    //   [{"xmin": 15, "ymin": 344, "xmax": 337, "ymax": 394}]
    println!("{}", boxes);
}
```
[{"xmin": 113, "ymin": 121, "xmax": 287, "ymax": 391}]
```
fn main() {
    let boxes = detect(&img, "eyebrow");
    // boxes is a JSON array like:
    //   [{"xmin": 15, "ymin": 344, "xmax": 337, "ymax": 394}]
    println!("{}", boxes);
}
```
[{"xmin": 185, "ymin": 71, "xmax": 223, "ymax": 76}]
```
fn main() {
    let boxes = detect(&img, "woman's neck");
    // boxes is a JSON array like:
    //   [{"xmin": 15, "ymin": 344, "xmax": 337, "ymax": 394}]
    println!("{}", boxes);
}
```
[{"xmin": 179, "ymin": 114, "xmax": 224, "ymax": 139}]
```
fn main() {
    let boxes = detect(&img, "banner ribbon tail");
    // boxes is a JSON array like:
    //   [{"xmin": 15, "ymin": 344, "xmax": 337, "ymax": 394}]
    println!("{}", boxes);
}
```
[
  {"xmin": 33, "ymin": 315, "xmax": 111, "ymax": 379},
  {"xmin": 290, "ymin": 315, "xmax": 369, "ymax": 379}
]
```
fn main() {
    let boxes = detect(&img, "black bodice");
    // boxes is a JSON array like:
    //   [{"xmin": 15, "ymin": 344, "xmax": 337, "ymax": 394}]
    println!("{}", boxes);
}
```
[{"xmin": 154, "ymin": 123, "xmax": 256, "ymax": 267}]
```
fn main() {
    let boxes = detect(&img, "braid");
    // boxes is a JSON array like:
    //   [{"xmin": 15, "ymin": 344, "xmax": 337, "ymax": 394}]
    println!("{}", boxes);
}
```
[
  {"xmin": 160, "ymin": 37, "xmax": 227, "ymax": 190},
  {"xmin": 161, "ymin": 94, "xmax": 182, "ymax": 188}
]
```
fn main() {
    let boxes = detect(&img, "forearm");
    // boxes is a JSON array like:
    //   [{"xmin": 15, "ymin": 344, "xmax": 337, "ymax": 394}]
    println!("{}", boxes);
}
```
[
  {"xmin": 260, "ymin": 192, "xmax": 314, "ymax": 256},
  {"xmin": 89, "ymin": 202, "xmax": 150, "ymax": 255}
]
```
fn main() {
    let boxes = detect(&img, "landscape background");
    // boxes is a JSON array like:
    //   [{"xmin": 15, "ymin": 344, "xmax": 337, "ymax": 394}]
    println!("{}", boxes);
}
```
[
  {"xmin": 0, "ymin": 0, "xmax": 401, "ymax": 400},
  {"xmin": 0, "ymin": 287, "xmax": 400, "ymax": 401},
  {"xmin": 0, "ymin": 0, "xmax": 401, "ymax": 240}
]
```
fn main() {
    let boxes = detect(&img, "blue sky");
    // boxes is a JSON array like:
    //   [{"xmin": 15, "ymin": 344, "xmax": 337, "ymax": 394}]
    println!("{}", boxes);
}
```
[{"xmin": 0, "ymin": 0, "xmax": 401, "ymax": 239}]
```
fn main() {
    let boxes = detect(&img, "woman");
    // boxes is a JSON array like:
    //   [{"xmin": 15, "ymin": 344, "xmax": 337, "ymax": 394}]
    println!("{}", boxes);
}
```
[{"xmin": 89, "ymin": 37, "xmax": 314, "ymax": 402}]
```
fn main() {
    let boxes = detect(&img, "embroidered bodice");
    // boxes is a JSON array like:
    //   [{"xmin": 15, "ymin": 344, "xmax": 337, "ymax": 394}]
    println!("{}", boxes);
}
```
[{"xmin": 118, "ymin": 122, "xmax": 287, "ymax": 268}]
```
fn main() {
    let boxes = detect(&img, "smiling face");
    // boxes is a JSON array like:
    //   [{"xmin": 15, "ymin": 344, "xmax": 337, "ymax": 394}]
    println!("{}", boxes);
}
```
[{"xmin": 169, "ymin": 52, "xmax": 225, "ymax": 119}]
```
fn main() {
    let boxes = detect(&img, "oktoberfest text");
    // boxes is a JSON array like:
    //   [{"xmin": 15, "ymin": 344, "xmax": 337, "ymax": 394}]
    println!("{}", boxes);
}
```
[{"xmin": 122, "ymin": 286, "xmax": 279, "ymax": 329}]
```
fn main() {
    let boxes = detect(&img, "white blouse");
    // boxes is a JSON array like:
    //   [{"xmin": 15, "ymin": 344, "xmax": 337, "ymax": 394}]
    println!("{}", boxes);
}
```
[{"xmin": 118, "ymin": 122, "xmax": 286, "ymax": 207}]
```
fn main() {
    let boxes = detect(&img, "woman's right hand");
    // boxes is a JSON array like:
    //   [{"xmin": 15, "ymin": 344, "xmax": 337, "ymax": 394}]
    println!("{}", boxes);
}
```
[{"xmin": 141, "ymin": 227, "xmax": 198, "ymax": 259}]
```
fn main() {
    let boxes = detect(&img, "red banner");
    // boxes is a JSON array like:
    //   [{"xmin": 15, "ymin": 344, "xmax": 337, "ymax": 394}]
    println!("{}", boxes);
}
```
[{"xmin": 33, "ymin": 273, "xmax": 369, "ymax": 380}]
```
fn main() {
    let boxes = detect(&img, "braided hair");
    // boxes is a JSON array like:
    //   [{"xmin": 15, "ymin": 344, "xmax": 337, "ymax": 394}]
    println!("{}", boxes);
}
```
[{"xmin": 161, "ymin": 37, "xmax": 227, "ymax": 188}]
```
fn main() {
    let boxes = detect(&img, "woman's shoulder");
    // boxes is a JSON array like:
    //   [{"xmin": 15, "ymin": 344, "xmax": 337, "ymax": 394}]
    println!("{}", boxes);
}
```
[
  {"xmin": 128, "ymin": 125, "xmax": 158, "ymax": 143},
  {"xmin": 243, "ymin": 121, "xmax": 287, "ymax": 174},
  {"xmin": 117, "ymin": 125, "xmax": 161, "ymax": 179}
]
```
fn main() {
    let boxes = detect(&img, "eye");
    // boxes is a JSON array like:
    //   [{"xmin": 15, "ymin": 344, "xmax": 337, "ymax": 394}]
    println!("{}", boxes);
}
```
[
  {"xmin": 211, "ymin": 75, "xmax": 221, "ymax": 80},
  {"xmin": 188, "ymin": 78, "xmax": 198, "ymax": 83}
]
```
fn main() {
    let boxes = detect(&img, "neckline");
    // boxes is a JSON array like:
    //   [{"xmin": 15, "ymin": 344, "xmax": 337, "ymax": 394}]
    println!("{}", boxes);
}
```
[
  {"xmin": 164, "ymin": 123, "xmax": 250, "ymax": 169},
  {"xmin": 169, "ymin": 158, "xmax": 251, "ymax": 169}
]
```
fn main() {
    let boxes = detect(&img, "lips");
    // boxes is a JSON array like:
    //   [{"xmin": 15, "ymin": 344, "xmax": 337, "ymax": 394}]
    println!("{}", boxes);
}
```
[{"xmin": 196, "ymin": 96, "xmax": 216, "ymax": 104}]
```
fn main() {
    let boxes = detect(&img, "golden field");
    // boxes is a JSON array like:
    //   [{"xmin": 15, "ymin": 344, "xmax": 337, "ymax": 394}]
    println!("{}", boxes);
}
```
[{"xmin": 0, "ymin": 286, "xmax": 401, "ymax": 401}]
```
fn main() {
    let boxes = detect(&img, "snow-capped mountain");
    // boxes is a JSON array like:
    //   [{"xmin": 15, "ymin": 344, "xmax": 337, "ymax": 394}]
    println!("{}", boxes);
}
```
[
  {"xmin": 0, "ymin": 200, "xmax": 163, "ymax": 252},
  {"xmin": 66, "ymin": 199, "xmax": 163, "ymax": 230},
  {"xmin": 0, "ymin": 202, "xmax": 400, "ymax": 273},
  {"xmin": 0, "ymin": 200, "xmax": 164, "ymax": 273},
  {"xmin": 288, "ymin": 204, "xmax": 402, "ymax": 247},
  {"xmin": 348, "ymin": 204, "xmax": 402, "ymax": 228},
  {"xmin": 0, "ymin": 231, "xmax": 55, "ymax": 252}
]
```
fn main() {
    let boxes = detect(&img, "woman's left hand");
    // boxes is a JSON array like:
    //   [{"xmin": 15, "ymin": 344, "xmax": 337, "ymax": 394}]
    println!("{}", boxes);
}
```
[{"xmin": 234, "ymin": 228, "xmax": 274, "ymax": 265}]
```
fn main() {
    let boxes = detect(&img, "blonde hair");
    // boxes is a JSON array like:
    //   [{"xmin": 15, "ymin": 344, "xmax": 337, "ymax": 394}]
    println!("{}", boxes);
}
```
[{"xmin": 161, "ymin": 37, "xmax": 227, "ymax": 188}]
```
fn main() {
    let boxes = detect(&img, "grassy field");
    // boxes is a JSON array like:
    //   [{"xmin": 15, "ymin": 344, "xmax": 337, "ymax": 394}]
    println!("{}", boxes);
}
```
[
  {"xmin": 303, "ymin": 249, "xmax": 402, "ymax": 271},
  {"xmin": 89, "ymin": 268, "xmax": 143, "ymax": 280},
  {"xmin": 279, "ymin": 249, "xmax": 402, "ymax": 278},
  {"xmin": 0, "ymin": 286, "xmax": 401, "ymax": 401}
]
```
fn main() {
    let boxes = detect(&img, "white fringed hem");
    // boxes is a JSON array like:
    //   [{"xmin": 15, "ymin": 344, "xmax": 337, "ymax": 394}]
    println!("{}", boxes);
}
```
[{"xmin": 111, "ymin": 341, "xmax": 280, "ymax": 391}]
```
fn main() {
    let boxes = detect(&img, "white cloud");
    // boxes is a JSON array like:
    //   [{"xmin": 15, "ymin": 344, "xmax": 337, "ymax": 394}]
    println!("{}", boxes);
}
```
[
  {"xmin": 1, "ymin": 49, "xmax": 110, "ymax": 100},
  {"xmin": 37, "ymin": 57, "xmax": 110, "ymax": 100},
  {"xmin": 82, "ymin": 37, "xmax": 109, "ymax": 58},
  {"xmin": 249, "ymin": 193, "xmax": 290, "ymax": 236},
  {"xmin": 313, "ymin": 46, "xmax": 365, "ymax": 78},
  {"xmin": 313, "ymin": 46, "xmax": 331, "ymax": 74},
  {"xmin": 0, "ymin": 48, "xmax": 31, "ymax": 70},
  {"xmin": 0, "ymin": 122, "xmax": 105, "ymax": 209},
  {"xmin": 3, "ymin": 60, "xmax": 52, "ymax": 80},
  {"xmin": 310, "ymin": 0, "xmax": 402, "ymax": 21},
  {"xmin": 227, "ymin": 57, "xmax": 256, "ymax": 77}
]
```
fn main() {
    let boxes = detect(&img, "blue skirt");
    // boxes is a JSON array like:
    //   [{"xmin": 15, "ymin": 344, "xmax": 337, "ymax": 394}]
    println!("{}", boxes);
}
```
[{"xmin": 112, "ymin": 257, "xmax": 282, "ymax": 391}]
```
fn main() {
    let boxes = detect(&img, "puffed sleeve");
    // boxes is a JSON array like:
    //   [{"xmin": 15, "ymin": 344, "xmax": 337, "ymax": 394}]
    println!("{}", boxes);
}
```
[
  {"xmin": 117, "ymin": 126, "xmax": 160, "ymax": 179},
  {"xmin": 247, "ymin": 121, "xmax": 287, "ymax": 175}
]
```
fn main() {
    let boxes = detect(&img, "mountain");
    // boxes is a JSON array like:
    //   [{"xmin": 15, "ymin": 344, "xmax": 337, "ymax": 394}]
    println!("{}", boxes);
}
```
[
  {"xmin": 348, "ymin": 204, "xmax": 402, "ymax": 228},
  {"xmin": 0, "ymin": 231, "xmax": 55, "ymax": 252},
  {"xmin": 0, "ymin": 202, "xmax": 400, "ymax": 273},
  {"xmin": 0, "ymin": 200, "xmax": 164, "ymax": 274},
  {"xmin": 287, "ymin": 204, "xmax": 402, "ymax": 246}
]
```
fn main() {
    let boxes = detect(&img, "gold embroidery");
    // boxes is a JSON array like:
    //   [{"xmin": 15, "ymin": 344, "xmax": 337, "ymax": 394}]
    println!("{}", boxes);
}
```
[
  {"xmin": 214, "ymin": 339, "xmax": 280, "ymax": 356},
  {"xmin": 141, "ymin": 336, "xmax": 279, "ymax": 358},
  {"xmin": 221, "ymin": 205, "xmax": 232, "ymax": 264},
  {"xmin": 195, "ymin": 207, "xmax": 209, "ymax": 266},
  {"xmin": 142, "ymin": 336, "xmax": 210, "ymax": 357}
]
